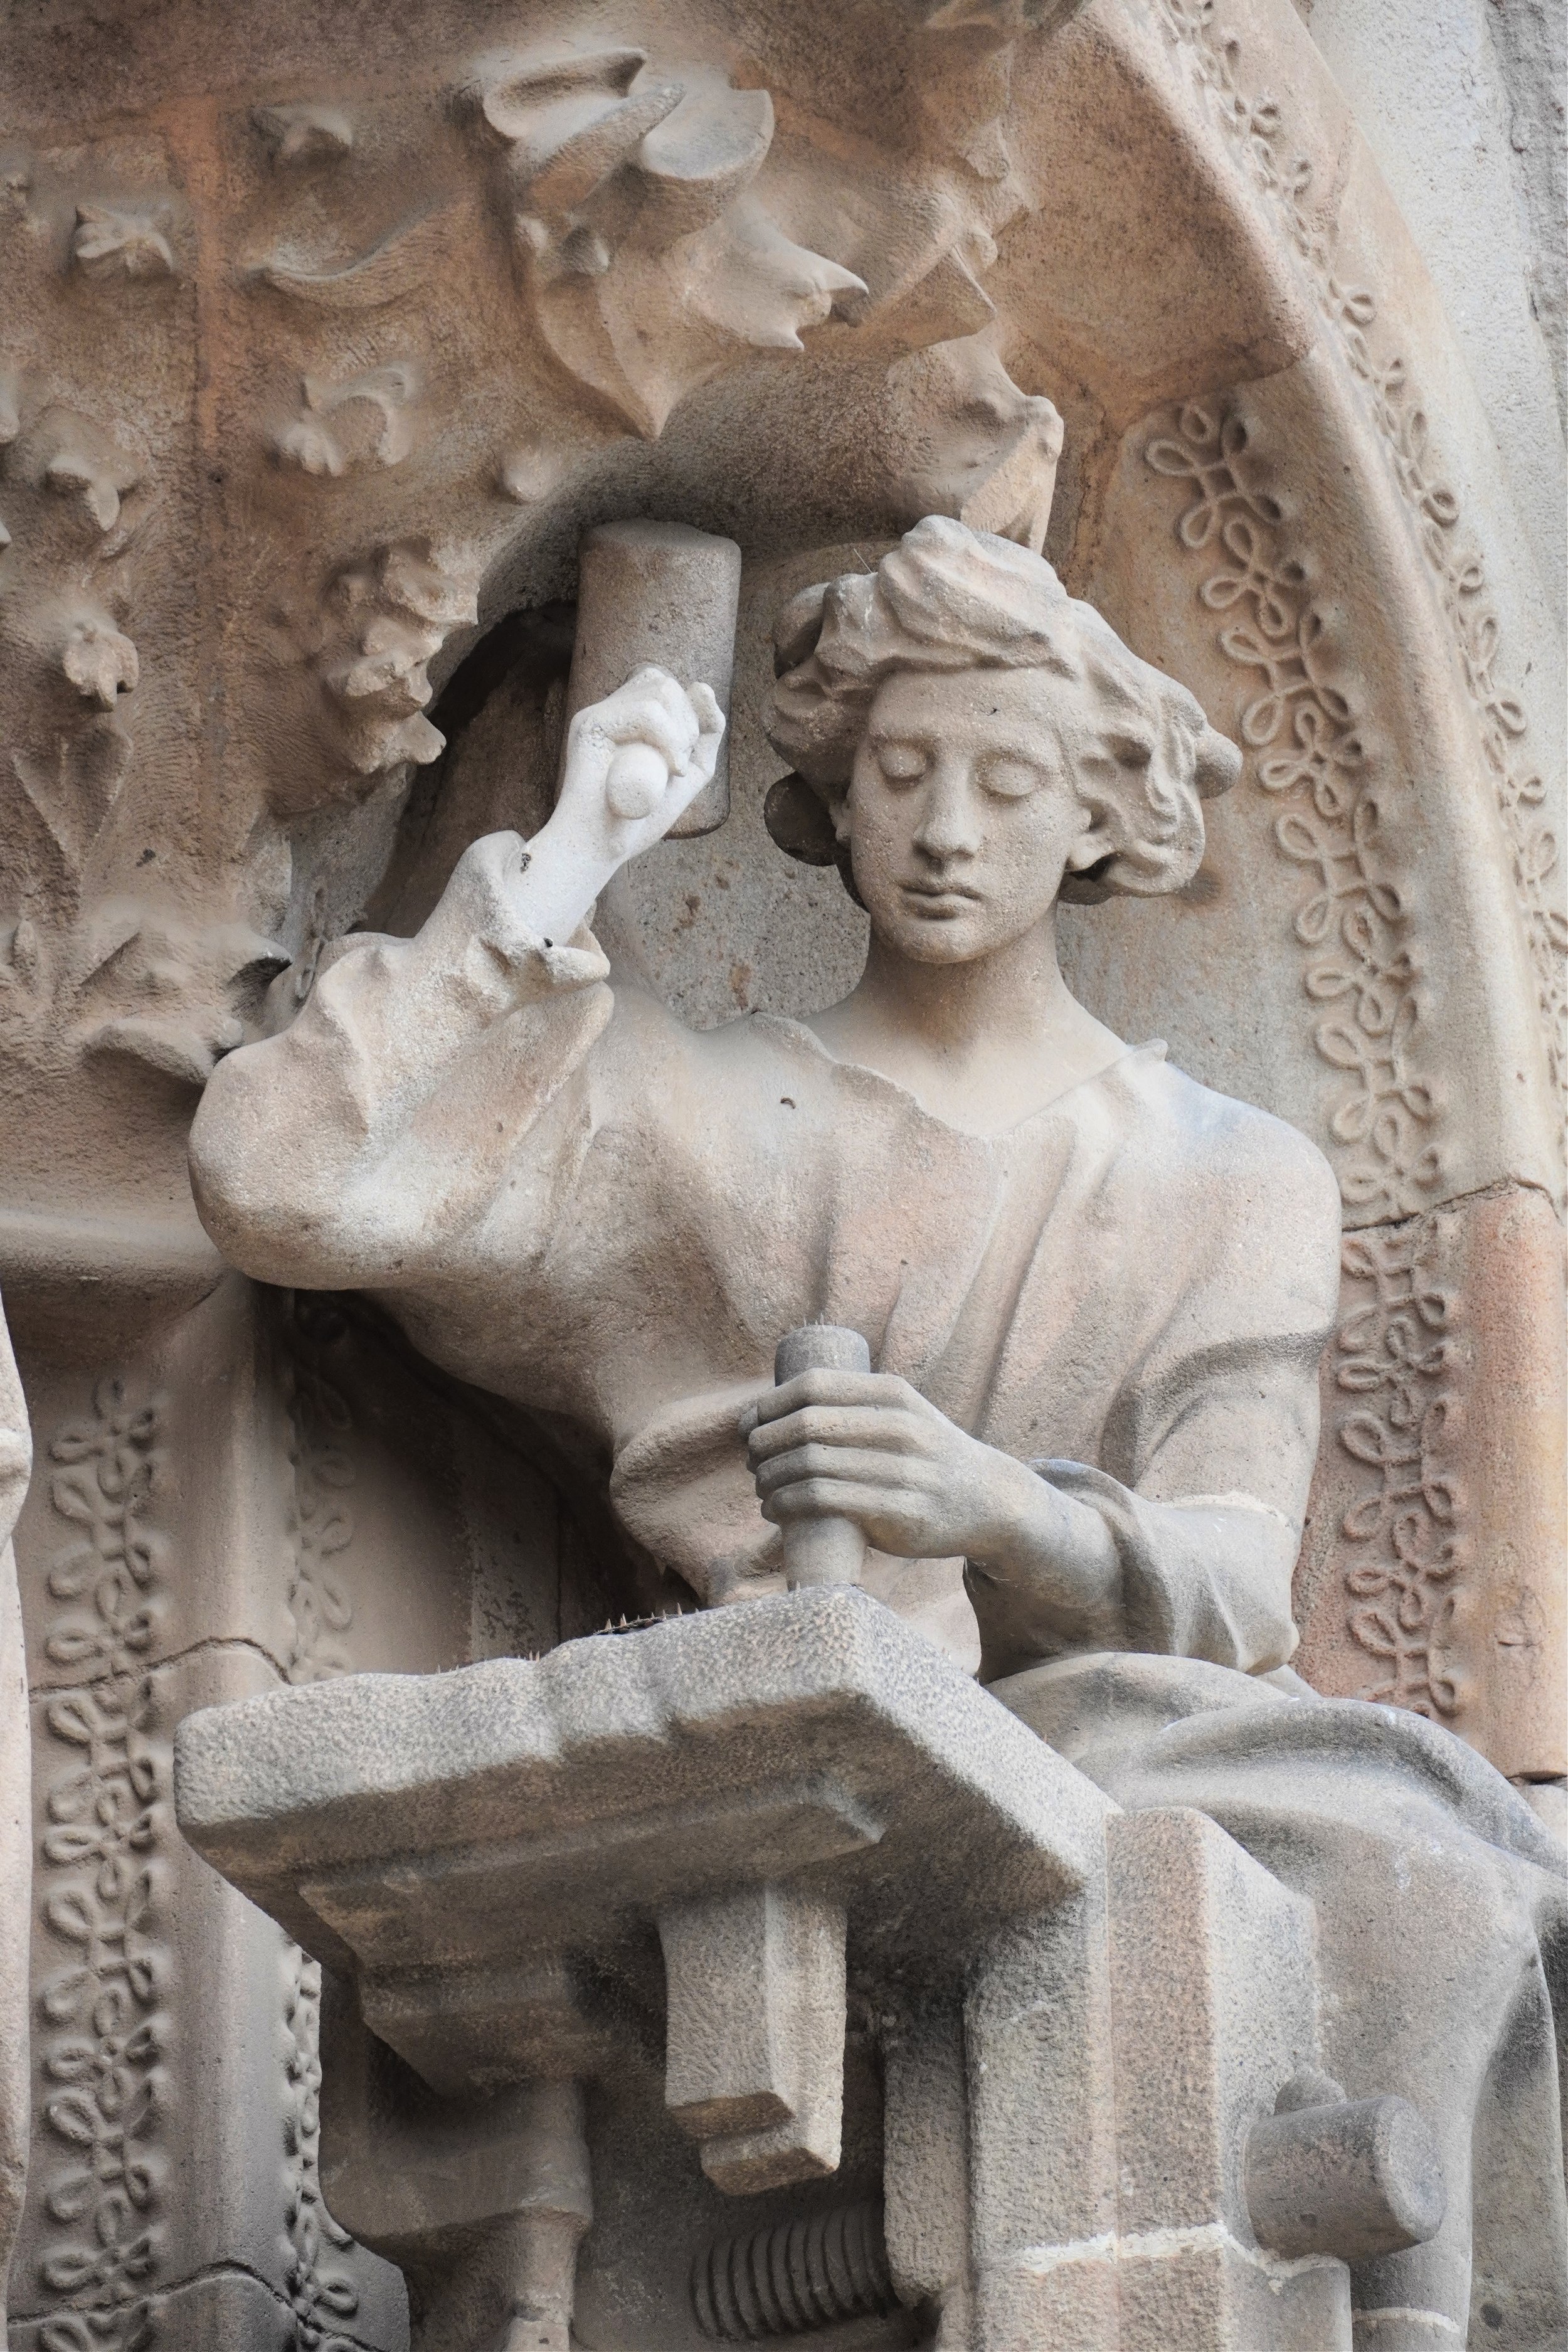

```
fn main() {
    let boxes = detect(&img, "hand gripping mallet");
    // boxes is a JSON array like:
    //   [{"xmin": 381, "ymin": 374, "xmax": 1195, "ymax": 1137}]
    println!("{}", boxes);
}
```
[{"xmin": 772, "ymin": 1324, "xmax": 872, "ymax": 1590}]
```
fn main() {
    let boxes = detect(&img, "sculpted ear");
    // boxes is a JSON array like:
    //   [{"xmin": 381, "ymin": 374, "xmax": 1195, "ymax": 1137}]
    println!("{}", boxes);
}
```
[{"xmin": 1064, "ymin": 807, "xmax": 1120, "ymax": 876}]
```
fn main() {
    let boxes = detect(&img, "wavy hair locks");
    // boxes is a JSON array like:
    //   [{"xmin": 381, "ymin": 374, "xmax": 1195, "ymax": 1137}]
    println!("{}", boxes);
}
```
[{"xmin": 765, "ymin": 515, "xmax": 1241, "ymax": 903}]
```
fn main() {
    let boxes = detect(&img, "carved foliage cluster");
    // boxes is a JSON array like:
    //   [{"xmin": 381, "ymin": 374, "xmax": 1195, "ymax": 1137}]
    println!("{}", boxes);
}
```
[
  {"xmin": 33, "ymin": 1383, "xmax": 167, "ymax": 2351},
  {"xmin": 1332, "ymin": 1226, "xmax": 1465, "ymax": 1717},
  {"xmin": 1, "ymin": 346, "xmax": 288, "ymax": 1086},
  {"xmin": 1147, "ymin": 402, "xmax": 1438, "ymax": 1222},
  {"xmin": 1, "ymin": 368, "xmax": 148, "ymax": 886},
  {"xmin": 313, "ymin": 539, "xmax": 481, "ymax": 793},
  {"xmin": 1153, "ymin": 0, "xmax": 1565, "ymax": 1170},
  {"xmin": 273, "ymin": 364, "xmax": 420, "ymax": 480},
  {"xmin": 0, "ymin": 147, "xmax": 179, "ymax": 938},
  {"xmin": 0, "ymin": 899, "xmax": 289, "ymax": 1089},
  {"xmin": 463, "ymin": 45, "xmax": 866, "ymax": 440}
]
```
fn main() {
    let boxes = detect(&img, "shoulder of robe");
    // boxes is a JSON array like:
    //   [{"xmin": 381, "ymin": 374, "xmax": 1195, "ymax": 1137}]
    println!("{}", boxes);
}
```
[
  {"xmin": 588, "ymin": 984, "xmax": 798, "ymax": 1126},
  {"xmin": 1122, "ymin": 1057, "xmax": 1342, "ymax": 1276},
  {"xmin": 602, "ymin": 987, "xmax": 806, "ymax": 1078}
]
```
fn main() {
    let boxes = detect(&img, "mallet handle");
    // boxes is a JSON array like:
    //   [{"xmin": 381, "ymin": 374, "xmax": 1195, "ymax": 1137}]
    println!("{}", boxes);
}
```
[{"xmin": 773, "ymin": 1324, "xmax": 871, "ymax": 1590}]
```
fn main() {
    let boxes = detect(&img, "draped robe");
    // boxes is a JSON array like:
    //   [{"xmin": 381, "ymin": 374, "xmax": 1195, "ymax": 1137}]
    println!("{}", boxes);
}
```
[{"xmin": 190, "ymin": 834, "xmax": 1567, "ymax": 2343}]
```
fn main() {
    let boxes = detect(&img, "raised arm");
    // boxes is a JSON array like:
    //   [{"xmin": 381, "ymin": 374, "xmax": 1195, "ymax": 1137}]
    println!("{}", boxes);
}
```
[
  {"xmin": 510, "ymin": 666, "xmax": 724, "ymax": 942},
  {"xmin": 189, "ymin": 668, "xmax": 723, "ymax": 1291}
]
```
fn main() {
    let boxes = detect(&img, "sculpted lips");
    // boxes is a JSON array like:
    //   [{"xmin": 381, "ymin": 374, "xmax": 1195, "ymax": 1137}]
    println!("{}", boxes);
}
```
[{"xmin": 899, "ymin": 879, "xmax": 985, "ymax": 915}]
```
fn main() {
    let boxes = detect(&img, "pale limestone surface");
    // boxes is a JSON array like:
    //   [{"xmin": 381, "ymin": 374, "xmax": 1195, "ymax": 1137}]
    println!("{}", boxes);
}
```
[
  {"xmin": 1305, "ymin": 0, "xmax": 1566, "ymax": 619},
  {"xmin": 1, "ymin": 0, "xmax": 1565, "ymax": 2346}
]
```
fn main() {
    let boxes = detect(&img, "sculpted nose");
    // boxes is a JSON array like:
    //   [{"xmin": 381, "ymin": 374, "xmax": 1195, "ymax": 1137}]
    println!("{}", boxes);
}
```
[{"xmin": 913, "ymin": 763, "xmax": 981, "ymax": 861}]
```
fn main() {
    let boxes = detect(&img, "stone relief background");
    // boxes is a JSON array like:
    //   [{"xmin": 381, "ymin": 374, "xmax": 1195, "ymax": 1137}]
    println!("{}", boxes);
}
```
[{"xmin": 1, "ymin": 0, "xmax": 1562, "ymax": 2342}]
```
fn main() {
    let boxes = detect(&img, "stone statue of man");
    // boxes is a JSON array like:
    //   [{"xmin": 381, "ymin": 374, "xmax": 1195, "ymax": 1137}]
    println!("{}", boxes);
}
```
[{"xmin": 191, "ymin": 516, "xmax": 1566, "ymax": 2341}]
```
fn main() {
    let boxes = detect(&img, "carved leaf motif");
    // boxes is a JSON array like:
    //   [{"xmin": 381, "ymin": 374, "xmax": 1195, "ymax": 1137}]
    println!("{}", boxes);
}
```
[
  {"xmin": 81, "ymin": 911, "xmax": 290, "ymax": 1086},
  {"xmin": 687, "ymin": 196, "xmax": 866, "ymax": 355},
  {"xmin": 275, "ymin": 414, "xmax": 344, "ymax": 477},
  {"xmin": 44, "ymin": 448, "xmax": 135, "ymax": 532},
  {"xmin": 13, "ymin": 718, "xmax": 134, "ymax": 873},
  {"xmin": 630, "ymin": 87, "xmax": 773, "ymax": 242},
  {"xmin": 275, "ymin": 362, "xmax": 420, "ymax": 475},
  {"xmin": 253, "ymin": 102, "xmax": 354, "ymax": 162},
  {"xmin": 62, "ymin": 617, "xmax": 139, "ymax": 708},
  {"xmin": 253, "ymin": 202, "xmax": 455, "ymax": 309},
  {"xmin": 470, "ymin": 43, "xmax": 647, "ymax": 137},
  {"xmin": 379, "ymin": 543, "xmax": 479, "ymax": 625},
  {"xmin": 521, "ymin": 83, "xmax": 682, "ymax": 215},
  {"xmin": 72, "ymin": 203, "xmax": 174, "ymax": 280},
  {"xmin": 472, "ymin": 45, "xmax": 865, "ymax": 438}
]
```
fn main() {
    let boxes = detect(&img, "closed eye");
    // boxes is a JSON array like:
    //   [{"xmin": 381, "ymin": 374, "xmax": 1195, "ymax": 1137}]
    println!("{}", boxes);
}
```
[
  {"xmin": 875, "ymin": 741, "xmax": 927, "ymax": 785},
  {"xmin": 977, "ymin": 753, "xmax": 1044, "ymax": 800}
]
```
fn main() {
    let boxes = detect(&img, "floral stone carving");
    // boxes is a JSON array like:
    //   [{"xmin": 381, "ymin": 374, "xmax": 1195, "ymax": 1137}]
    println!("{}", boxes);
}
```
[{"xmin": 464, "ymin": 45, "xmax": 866, "ymax": 438}]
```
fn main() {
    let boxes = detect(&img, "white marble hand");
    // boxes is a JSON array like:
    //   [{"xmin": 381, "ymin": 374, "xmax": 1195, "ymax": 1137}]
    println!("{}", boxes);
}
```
[{"xmin": 512, "ymin": 665, "xmax": 724, "ymax": 943}]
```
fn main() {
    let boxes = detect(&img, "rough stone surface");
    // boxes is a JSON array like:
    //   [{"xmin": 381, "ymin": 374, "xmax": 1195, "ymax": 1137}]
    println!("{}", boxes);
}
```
[
  {"xmin": 1295, "ymin": 1181, "xmax": 1568, "ymax": 1779},
  {"xmin": 1306, "ymin": 0, "xmax": 1566, "ymax": 612}
]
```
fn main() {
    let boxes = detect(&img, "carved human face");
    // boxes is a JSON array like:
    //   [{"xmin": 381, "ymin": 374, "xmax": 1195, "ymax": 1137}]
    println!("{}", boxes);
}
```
[{"xmin": 844, "ymin": 667, "xmax": 1108, "ymax": 963}]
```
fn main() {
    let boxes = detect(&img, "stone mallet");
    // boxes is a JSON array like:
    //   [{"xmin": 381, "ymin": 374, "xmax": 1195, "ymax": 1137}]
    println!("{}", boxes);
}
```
[
  {"xmin": 563, "ymin": 517, "xmax": 741, "ymax": 837},
  {"xmin": 773, "ymin": 1324, "xmax": 872, "ymax": 1590}
]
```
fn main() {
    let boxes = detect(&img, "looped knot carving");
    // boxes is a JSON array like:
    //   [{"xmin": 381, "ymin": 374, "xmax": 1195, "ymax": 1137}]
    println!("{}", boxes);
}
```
[
  {"xmin": 1146, "ymin": 401, "xmax": 1441, "ymax": 1221},
  {"xmin": 1333, "ymin": 1229, "xmax": 1467, "ymax": 1718},
  {"xmin": 35, "ymin": 1383, "xmax": 167, "ymax": 2352},
  {"xmin": 1153, "ymin": 0, "xmax": 1564, "ymax": 1177}
]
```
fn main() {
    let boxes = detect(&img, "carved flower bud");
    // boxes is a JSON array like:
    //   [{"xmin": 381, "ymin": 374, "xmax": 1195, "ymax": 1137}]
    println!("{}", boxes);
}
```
[
  {"xmin": 72, "ymin": 202, "xmax": 176, "ymax": 279},
  {"xmin": 61, "ymin": 615, "xmax": 139, "ymax": 707}
]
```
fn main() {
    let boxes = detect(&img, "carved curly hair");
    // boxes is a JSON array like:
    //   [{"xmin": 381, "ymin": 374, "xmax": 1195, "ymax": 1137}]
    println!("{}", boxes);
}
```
[{"xmin": 765, "ymin": 515, "xmax": 1240, "ymax": 904}]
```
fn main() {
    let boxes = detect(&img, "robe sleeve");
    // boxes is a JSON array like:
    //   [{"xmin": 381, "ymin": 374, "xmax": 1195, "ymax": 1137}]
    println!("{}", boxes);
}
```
[
  {"xmin": 189, "ymin": 832, "xmax": 614, "ymax": 1293},
  {"xmin": 981, "ymin": 1099, "xmax": 1342, "ymax": 1678},
  {"xmin": 1033, "ymin": 1462, "xmax": 1310, "ymax": 1675}
]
